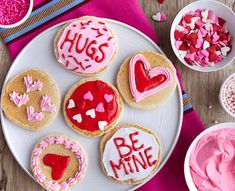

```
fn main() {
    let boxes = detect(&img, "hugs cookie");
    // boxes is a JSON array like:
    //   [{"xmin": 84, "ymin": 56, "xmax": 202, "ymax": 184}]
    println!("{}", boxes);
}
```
[
  {"xmin": 117, "ymin": 51, "xmax": 177, "ymax": 109},
  {"xmin": 63, "ymin": 78, "xmax": 123, "ymax": 137},
  {"xmin": 100, "ymin": 124, "xmax": 161, "ymax": 184},
  {"xmin": 54, "ymin": 16, "xmax": 118, "ymax": 75},
  {"xmin": 1, "ymin": 69, "xmax": 60, "ymax": 131},
  {"xmin": 31, "ymin": 135, "xmax": 87, "ymax": 191}
]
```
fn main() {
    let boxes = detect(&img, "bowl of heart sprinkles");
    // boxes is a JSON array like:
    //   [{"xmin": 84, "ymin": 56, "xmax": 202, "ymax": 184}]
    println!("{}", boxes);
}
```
[
  {"xmin": 0, "ymin": 0, "xmax": 33, "ymax": 28},
  {"xmin": 170, "ymin": 0, "xmax": 235, "ymax": 72}
]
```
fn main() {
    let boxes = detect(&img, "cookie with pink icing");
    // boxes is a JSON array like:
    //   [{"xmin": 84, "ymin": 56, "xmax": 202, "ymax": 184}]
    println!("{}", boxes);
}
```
[
  {"xmin": 117, "ymin": 51, "xmax": 177, "ymax": 109},
  {"xmin": 2, "ymin": 69, "xmax": 60, "ymax": 131},
  {"xmin": 54, "ymin": 16, "xmax": 118, "ymax": 75},
  {"xmin": 31, "ymin": 135, "xmax": 87, "ymax": 191}
]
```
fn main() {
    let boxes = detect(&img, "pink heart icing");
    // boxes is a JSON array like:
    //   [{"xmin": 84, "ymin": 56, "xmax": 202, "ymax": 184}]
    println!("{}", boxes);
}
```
[
  {"xmin": 40, "ymin": 95, "xmax": 56, "ymax": 113},
  {"xmin": 24, "ymin": 75, "xmax": 43, "ymax": 92},
  {"xmin": 27, "ymin": 106, "xmax": 44, "ymax": 122},
  {"xmin": 9, "ymin": 91, "xmax": 29, "ymax": 107},
  {"xmin": 104, "ymin": 94, "xmax": 113, "ymax": 103},
  {"xmin": 83, "ymin": 91, "xmax": 93, "ymax": 101},
  {"xmin": 129, "ymin": 54, "xmax": 173, "ymax": 102},
  {"xmin": 96, "ymin": 103, "xmax": 105, "ymax": 112}
]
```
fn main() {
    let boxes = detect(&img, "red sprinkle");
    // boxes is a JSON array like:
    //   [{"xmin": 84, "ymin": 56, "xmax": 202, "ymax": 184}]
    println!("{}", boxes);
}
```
[{"xmin": 0, "ymin": 0, "xmax": 30, "ymax": 25}]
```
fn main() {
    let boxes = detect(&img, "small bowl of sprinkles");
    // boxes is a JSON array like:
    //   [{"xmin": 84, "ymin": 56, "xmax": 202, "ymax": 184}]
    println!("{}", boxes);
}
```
[
  {"xmin": 219, "ymin": 73, "xmax": 235, "ymax": 117},
  {"xmin": 0, "ymin": 0, "xmax": 33, "ymax": 28},
  {"xmin": 170, "ymin": 0, "xmax": 235, "ymax": 72}
]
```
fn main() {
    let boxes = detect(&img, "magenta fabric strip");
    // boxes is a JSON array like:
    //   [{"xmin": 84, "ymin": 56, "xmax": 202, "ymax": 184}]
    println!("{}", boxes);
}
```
[{"xmin": 4, "ymin": 0, "xmax": 205, "ymax": 190}]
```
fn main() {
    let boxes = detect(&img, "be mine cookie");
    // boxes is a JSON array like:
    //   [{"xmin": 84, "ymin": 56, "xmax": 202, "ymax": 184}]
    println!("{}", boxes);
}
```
[
  {"xmin": 31, "ymin": 135, "xmax": 87, "ymax": 191},
  {"xmin": 117, "ymin": 51, "xmax": 177, "ymax": 109},
  {"xmin": 54, "ymin": 16, "xmax": 118, "ymax": 75},
  {"xmin": 63, "ymin": 78, "xmax": 123, "ymax": 137},
  {"xmin": 1, "ymin": 69, "xmax": 60, "ymax": 131},
  {"xmin": 100, "ymin": 124, "xmax": 161, "ymax": 184}
]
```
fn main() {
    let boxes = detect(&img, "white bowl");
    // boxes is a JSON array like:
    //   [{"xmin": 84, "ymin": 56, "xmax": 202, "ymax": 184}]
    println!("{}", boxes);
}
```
[
  {"xmin": 219, "ymin": 73, "xmax": 235, "ymax": 117},
  {"xmin": 0, "ymin": 0, "xmax": 33, "ymax": 28},
  {"xmin": 184, "ymin": 122, "xmax": 235, "ymax": 191},
  {"xmin": 170, "ymin": 0, "xmax": 235, "ymax": 72}
]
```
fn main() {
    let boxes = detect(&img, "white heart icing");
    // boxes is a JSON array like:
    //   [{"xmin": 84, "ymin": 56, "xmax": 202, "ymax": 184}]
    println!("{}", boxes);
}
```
[{"xmin": 68, "ymin": 99, "xmax": 75, "ymax": 109}]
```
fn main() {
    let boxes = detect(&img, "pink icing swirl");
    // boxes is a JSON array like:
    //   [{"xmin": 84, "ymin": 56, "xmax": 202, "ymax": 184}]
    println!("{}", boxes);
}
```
[
  {"xmin": 31, "ymin": 136, "xmax": 86, "ymax": 191},
  {"xmin": 129, "ymin": 54, "xmax": 173, "ymax": 102},
  {"xmin": 26, "ymin": 106, "xmax": 44, "ymax": 122},
  {"xmin": 23, "ymin": 75, "xmax": 43, "ymax": 92},
  {"xmin": 57, "ymin": 19, "xmax": 117, "ymax": 74},
  {"xmin": 40, "ymin": 95, "xmax": 56, "ymax": 113},
  {"xmin": 9, "ymin": 91, "xmax": 29, "ymax": 107},
  {"xmin": 190, "ymin": 128, "xmax": 235, "ymax": 191}
]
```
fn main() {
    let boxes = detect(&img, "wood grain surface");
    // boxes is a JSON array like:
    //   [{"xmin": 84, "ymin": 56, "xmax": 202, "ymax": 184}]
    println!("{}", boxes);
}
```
[{"xmin": 0, "ymin": 0, "xmax": 234, "ymax": 190}]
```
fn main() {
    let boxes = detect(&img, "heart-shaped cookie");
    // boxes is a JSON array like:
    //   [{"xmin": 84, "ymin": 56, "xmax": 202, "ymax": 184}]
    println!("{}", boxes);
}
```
[
  {"xmin": 43, "ymin": 154, "xmax": 71, "ymax": 180},
  {"xmin": 129, "ymin": 54, "xmax": 173, "ymax": 102}
]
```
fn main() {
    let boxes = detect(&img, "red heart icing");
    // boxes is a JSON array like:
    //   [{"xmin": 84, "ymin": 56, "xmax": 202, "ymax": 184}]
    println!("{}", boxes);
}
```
[
  {"xmin": 129, "ymin": 54, "xmax": 173, "ymax": 102},
  {"xmin": 135, "ymin": 61, "xmax": 166, "ymax": 92},
  {"xmin": 43, "ymin": 154, "xmax": 70, "ymax": 180}
]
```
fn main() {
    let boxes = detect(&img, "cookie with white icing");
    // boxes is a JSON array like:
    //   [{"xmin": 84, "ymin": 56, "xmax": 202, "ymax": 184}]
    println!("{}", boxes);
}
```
[
  {"xmin": 117, "ymin": 51, "xmax": 177, "ymax": 109},
  {"xmin": 100, "ymin": 124, "xmax": 161, "ymax": 184},
  {"xmin": 63, "ymin": 78, "xmax": 123, "ymax": 137},
  {"xmin": 54, "ymin": 16, "xmax": 118, "ymax": 75},
  {"xmin": 31, "ymin": 135, "xmax": 87, "ymax": 191},
  {"xmin": 1, "ymin": 69, "xmax": 60, "ymax": 131}
]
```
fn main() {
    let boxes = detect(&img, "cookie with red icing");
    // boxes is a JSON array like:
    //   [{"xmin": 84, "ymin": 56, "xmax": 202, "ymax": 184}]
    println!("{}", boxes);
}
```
[
  {"xmin": 63, "ymin": 78, "xmax": 123, "ymax": 137},
  {"xmin": 1, "ymin": 69, "xmax": 60, "ymax": 131},
  {"xmin": 54, "ymin": 16, "xmax": 118, "ymax": 75},
  {"xmin": 117, "ymin": 51, "xmax": 177, "ymax": 109},
  {"xmin": 31, "ymin": 135, "xmax": 87, "ymax": 191},
  {"xmin": 100, "ymin": 124, "xmax": 161, "ymax": 184}
]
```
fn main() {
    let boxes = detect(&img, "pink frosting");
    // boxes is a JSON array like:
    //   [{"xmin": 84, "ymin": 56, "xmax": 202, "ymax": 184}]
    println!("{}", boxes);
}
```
[
  {"xmin": 129, "ymin": 54, "xmax": 173, "ymax": 102},
  {"xmin": 26, "ymin": 106, "xmax": 44, "ymax": 122},
  {"xmin": 23, "ymin": 75, "xmax": 43, "ymax": 92},
  {"xmin": 9, "ymin": 91, "xmax": 29, "ymax": 107},
  {"xmin": 57, "ymin": 19, "xmax": 117, "ymax": 74},
  {"xmin": 190, "ymin": 128, "xmax": 235, "ymax": 191},
  {"xmin": 40, "ymin": 95, "xmax": 56, "ymax": 113},
  {"xmin": 32, "ymin": 136, "xmax": 86, "ymax": 191}
]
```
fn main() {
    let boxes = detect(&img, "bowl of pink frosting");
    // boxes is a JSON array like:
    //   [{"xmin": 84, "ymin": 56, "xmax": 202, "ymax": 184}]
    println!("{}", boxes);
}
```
[
  {"xmin": 184, "ymin": 123, "xmax": 235, "ymax": 191},
  {"xmin": 0, "ymin": 0, "xmax": 33, "ymax": 28}
]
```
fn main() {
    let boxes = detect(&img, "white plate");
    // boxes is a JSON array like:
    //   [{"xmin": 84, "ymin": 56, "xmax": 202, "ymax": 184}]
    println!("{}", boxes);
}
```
[
  {"xmin": 1, "ymin": 19, "xmax": 183, "ymax": 191},
  {"xmin": 184, "ymin": 122, "xmax": 235, "ymax": 191}
]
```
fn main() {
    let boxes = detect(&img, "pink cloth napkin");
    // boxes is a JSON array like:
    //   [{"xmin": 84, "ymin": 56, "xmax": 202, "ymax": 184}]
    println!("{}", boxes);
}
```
[{"xmin": 2, "ymin": 0, "xmax": 205, "ymax": 190}]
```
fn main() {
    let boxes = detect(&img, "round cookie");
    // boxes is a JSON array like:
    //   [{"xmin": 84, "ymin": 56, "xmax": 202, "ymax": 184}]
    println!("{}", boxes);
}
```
[
  {"xmin": 100, "ymin": 124, "xmax": 161, "ymax": 184},
  {"xmin": 117, "ymin": 51, "xmax": 177, "ymax": 109},
  {"xmin": 54, "ymin": 16, "xmax": 118, "ymax": 75},
  {"xmin": 31, "ymin": 135, "xmax": 87, "ymax": 191},
  {"xmin": 1, "ymin": 69, "xmax": 60, "ymax": 131},
  {"xmin": 63, "ymin": 78, "xmax": 123, "ymax": 137}
]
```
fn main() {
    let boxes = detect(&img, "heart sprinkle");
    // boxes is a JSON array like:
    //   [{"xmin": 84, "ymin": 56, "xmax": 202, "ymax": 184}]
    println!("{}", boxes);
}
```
[
  {"xmin": 27, "ymin": 106, "xmax": 44, "ymax": 122},
  {"xmin": 83, "ymin": 91, "xmax": 93, "ymax": 101},
  {"xmin": 96, "ymin": 103, "xmax": 105, "ymax": 112},
  {"xmin": 67, "ymin": 99, "xmax": 75, "ymax": 109},
  {"xmin": 85, "ymin": 109, "xmax": 96, "ymax": 118},
  {"xmin": 9, "ymin": 91, "xmax": 29, "ymax": 107},
  {"xmin": 104, "ymin": 94, "xmax": 114, "ymax": 103},
  {"xmin": 98, "ymin": 121, "xmax": 107, "ymax": 130},
  {"xmin": 152, "ymin": 12, "xmax": 167, "ymax": 22},
  {"xmin": 73, "ymin": 114, "xmax": 82, "ymax": 123},
  {"xmin": 24, "ymin": 75, "xmax": 43, "ymax": 92},
  {"xmin": 40, "ymin": 95, "xmax": 56, "ymax": 113},
  {"xmin": 174, "ymin": 9, "xmax": 232, "ymax": 67}
]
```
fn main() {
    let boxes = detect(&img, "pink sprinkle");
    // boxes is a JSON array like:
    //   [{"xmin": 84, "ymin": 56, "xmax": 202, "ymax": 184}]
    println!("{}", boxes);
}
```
[
  {"xmin": 0, "ymin": 0, "xmax": 30, "ymax": 25},
  {"xmin": 152, "ymin": 12, "xmax": 167, "ymax": 22}
]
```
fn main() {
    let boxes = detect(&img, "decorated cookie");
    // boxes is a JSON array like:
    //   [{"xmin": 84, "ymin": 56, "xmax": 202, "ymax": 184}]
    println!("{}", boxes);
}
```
[
  {"xmin": 100, "ymin": 124, "xmax": 161, "ymax": 184},
  {"xmin": 117, "ymin": 51, "xmax": 177, "ymax": 109},
  {"xmin": 54, "ymin": 16, "xmax": 118, "ymax": 75},
  {"xmin": 31, "ymin": 135, "xmax": 87, "ymax": 191},
  {"xmin": 1, "ymin": 69, "xmax": 60, "ymax": 131},
  {"xmin": 63, "ymin": 78, "xmax": 123, "ymax": 137}
]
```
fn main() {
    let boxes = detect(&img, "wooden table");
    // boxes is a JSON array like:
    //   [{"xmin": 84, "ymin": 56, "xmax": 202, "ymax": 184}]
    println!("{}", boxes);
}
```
[{"xmin": 0, "ymin": 0, "xmax": 234, "ymax": 190}]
